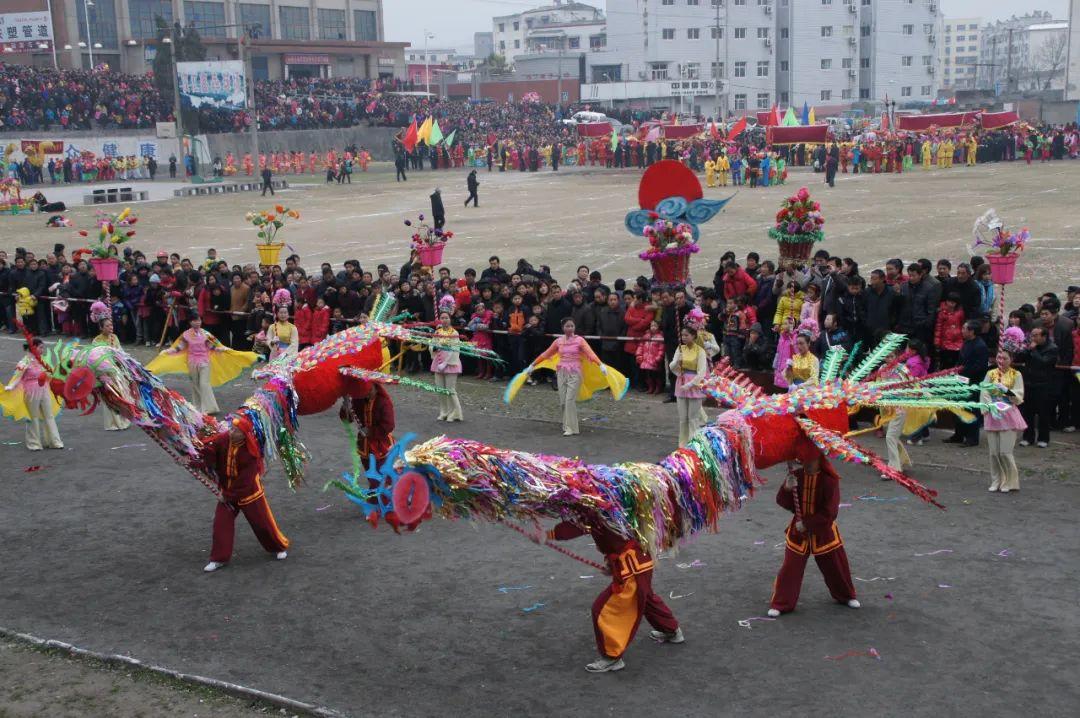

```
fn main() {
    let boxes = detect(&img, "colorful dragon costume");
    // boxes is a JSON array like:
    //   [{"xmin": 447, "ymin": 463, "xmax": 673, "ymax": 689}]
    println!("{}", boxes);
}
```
[{"xmin": 32, "ymin": 293, "xmax": 1003, "ymax": 556}]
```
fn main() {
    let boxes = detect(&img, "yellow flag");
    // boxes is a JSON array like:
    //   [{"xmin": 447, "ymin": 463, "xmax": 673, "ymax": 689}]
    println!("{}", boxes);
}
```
[
  {"xmin": 808, "ymin": 107, "xmax": 816, "ymax": 125},
  {"xmin": 417, "ymin": 116, "xmax": 433, "ymax": 143}
]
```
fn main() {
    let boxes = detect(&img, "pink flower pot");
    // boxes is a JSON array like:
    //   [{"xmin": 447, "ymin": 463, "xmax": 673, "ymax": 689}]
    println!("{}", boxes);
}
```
[
  {"xmin": 988, "ymin": 254, "xmax": 1018, "ymax": 285},
  {"xmin": 417, "ymin": 243, "xmax": 446, "ymax": 266},
  {"xmin": 89, "ymin": 257, "xmax": 120, "ymax": 282}
]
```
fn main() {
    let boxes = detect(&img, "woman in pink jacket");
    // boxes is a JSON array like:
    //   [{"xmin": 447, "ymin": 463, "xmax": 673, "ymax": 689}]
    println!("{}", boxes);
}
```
[{"xmin": 529, "ymin": 317, "xmax": 604, "ymax": 436}]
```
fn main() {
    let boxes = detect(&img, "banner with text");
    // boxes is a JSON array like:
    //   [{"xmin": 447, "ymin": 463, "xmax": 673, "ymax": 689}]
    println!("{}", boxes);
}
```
[
  {"xmin": 177, "ymin": 61, "xmax": 247, "ymax": 110},
  {"xmin": 0, "ymin": 11, "xmax": 53, "ymax": 53}
]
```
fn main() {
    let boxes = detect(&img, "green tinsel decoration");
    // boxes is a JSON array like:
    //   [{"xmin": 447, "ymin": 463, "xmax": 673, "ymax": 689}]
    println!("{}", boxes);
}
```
[
  {"xmin": 848, "ymin": 334, "xmax": 905, "ymax": 381},
  {"xmin": 820, "ymin": 346, "xmax": 847, "ymax": 382},
  {"xmin": 277, "ymin": 426, "xmax": 311, "ymax": 491},
  {"xmin": 370, "ymin": 293, "xmax": 397, "ymax": 323},
  {"xmin": 839, "ymin": 340, "xmax": 863, "ymax": 379}
]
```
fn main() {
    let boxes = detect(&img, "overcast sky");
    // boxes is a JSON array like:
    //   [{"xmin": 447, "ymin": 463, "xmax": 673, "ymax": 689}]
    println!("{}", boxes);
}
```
[{"xmin": 384, "ymin": 0, "xmax": 1071, "ymax": 53}]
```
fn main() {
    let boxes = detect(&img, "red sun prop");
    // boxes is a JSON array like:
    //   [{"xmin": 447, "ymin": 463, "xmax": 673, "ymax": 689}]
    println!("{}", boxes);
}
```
[
  {"xmin": 392, "ymin": 471, "xmax": 431, "ymax": 526},
  {"xmin": 637, "ymin": 159, "xmax": 704, "ymax": 211}
]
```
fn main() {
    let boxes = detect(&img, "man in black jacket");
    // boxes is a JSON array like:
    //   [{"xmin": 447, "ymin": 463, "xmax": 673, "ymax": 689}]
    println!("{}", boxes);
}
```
[
  {"xmin": 945, "ymin": 263, "xmax": 982, "ymax": 319},
  {"xmin": 864, "ymin": 269, "xmax": 899, "ymax": 341},
  {"xmin": 836, "ymin": 276, "xmax": 868, "ymax": 344},
  {"xmin": 943, "ymin": 320, "xmax": 989, "ymax": 447},
  {"xmin": 1037, "ymin": 297, "xmax": 1074, "ymax": 430},
  {"xmin": 430, "ymin": 189, "xmax": 446, "ymax": 229},
  {"xmin": 897, "ymin": 263, "xmax": 936, "ymax": 345},
  {"xmin": 480, "ymin": 256, "xmax": 509, "ymax": 286},
  {"xmin": 24, "ymin": 259, "xmax": 50, "ymax": 335},
  {"xmin": 465, "ymin": 170, "xmax": 479, "ymax": 207},
  {"xmin": 260, "ymin": 166, "xmax": 274, "ymax": 196},
  {"xmin": 1019, "ymin": 326, "xmax": 1060, "ymax": 447}
]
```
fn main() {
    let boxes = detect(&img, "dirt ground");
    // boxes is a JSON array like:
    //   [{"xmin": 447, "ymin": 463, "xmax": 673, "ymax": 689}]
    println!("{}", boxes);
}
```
[
  {"xmin": 7, "ymin": 159, "xmax": 1080, "ymax": 303},
  {"xmin": 1, "ymin": 160, "xmax": 1079, "ymax": 715},
  {"xmin": 0, "ymin": 356, "xmax": 1078, "ymax": 716}
]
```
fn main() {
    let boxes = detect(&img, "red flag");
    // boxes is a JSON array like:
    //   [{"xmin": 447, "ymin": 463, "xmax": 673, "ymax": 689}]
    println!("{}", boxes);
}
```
[
  {"xmin": 487, "ymin": 132, "xmax": 497, "ymax": 146},
  {"xmin": 770, "ymin": 104, "xmax": 781, "ymax": 127},
  {"xmin": 947, "ymin": 97, "xmax": 956, "ymax": 105},
  {"xmin": 727, "ymin": 116, "xmax": 747, "ymax": 141},
  {"xmin": 710, "ymin": 122, "xmax": 720, "ymax": 140},
  {"xmin": 403, "ymin": 120, "xmax": 419, "ymax": 152},
  {"xmin": 880, "ymin": 112, "xmax": 889, "ymax": 131}
]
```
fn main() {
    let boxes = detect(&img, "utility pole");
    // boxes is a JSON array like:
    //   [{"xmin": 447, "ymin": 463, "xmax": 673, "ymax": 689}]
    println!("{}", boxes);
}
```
[
  {"xmin": 1005, "ymin": 28, "xmax": 1014, "ymax": 92},
  {"xmin": 989, "ymin": 36, "xmax": 997, "ymax": 91},
  {"xmin": 714, "ymin": 0, "xmax": 721, "ymax": 121},
  {"xmin": 170, "ymin": 24, "xmax": 184, "ymax": 153},
  {"xmin": 239, "ymin": 27, "xmax": 258, "ymax": 161},
  {"xmin": 556, "ymin": 38, "xmax": 564, "ymax": 107}
]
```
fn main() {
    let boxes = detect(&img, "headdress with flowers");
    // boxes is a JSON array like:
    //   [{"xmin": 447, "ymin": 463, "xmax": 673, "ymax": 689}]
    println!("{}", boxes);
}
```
[
  {"xmin": 640, "ymin": 213, "xmax": 699, "ymax": 261},
  {"xmin": 246, "ymin": 205, "xmax": 300, "ymax": 245},
  {"xmin": 1000, "ymin": 326, "xmax": 1027, "ymax": 354},
  {"xmin": 971, "ymin": 209, "xmax": 1029, "ymax": 257},
  {"xmin": 75, "ymin": 207, "xmax": 138, "ymax": 259},
  {"xmin": 405, "ymin": 213, "xmax": 454, "ymax": 250},
  {"xmin": 768, "ymin": 187, "xmax": 825, "ymax": 245}
]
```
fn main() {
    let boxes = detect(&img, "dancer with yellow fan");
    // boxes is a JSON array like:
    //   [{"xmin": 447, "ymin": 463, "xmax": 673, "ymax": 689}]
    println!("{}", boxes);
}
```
[
  {"xmin": 505, "ymin": 317, "xmax": 628, "ymax": 436},
  {"xmin": 1, "ymin": 338, "xmax": 63, "ymax": 450}
]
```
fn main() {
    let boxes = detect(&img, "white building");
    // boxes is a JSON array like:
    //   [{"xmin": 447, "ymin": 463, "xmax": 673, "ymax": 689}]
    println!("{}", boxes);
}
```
[
  {"xmin": 1068, "ymin": 0, "xmax": 1080, "ymax": 100},
  {"xmin": 474, "ymin": 31, "xmax": 494, "ymax": 60},
  {"xmin": 978, "ymin": 12, "xmax": 1069, "ymax": 93},
  {"xmin": 939, "ymin": 17, "xmax": 982, "ymax": 90},
  {"xmin": 492, "ymin": 1, "xmax": 603, "ymax": 65},
  {"xmin": 580, "ymin": 0, "xmax": 940, "ymax": 118}
]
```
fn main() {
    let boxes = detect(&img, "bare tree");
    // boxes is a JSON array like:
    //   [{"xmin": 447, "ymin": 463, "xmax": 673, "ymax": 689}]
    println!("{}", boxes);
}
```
[{"xmin": 1030, "ymin": 31, "xmax": 1068, "ymax": 91}]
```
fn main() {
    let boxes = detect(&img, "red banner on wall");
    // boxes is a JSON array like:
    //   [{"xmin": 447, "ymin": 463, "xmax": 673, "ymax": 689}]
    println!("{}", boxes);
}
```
[
  {"xmin": 766, "ymin": 125, "xmax": 830, "ymax": 145},
  {"xmin": 576, "ymin": 122, "xmax": 612, "ymax": 137},
  {"xmin": 979, "ymin": 110, "xmax": 1020, "ymax": 130},
  {"xmin": 662, "ymin": 124, "xmax": 703, "ymax": 139},
  {"xmin": 895, "ymin": 111, "xmax": 981, "ymax": 131},
  {"xmin": 283, "ymin": 54, "xmax": 331, "ymax": 65}
]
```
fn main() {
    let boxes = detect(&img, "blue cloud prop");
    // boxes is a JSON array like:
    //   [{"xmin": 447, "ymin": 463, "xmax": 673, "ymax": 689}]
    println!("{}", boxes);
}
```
[{"xmin": 624, "ymin": 193, "xmax": 736, "ymax": 241}]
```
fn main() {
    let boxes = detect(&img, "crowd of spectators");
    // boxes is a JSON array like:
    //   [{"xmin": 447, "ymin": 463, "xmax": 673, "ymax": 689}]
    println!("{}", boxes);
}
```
[{"xmin": 2, "ymin": 244, "xmax": 1077, "ymax": 442}]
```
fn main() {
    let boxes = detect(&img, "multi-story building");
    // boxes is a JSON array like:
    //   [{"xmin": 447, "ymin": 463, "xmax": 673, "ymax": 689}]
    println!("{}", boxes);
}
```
[
  {"xmin": 1068, "ymin": 0, "xmax": 1080, "ymax": 100},
  {"xmin": 474, "ymin": 31, "xmax": 494, "ymax": 61},
  {"xmin": 492, "ymin": 0, "xmax": 603, "ymax": 66},
  {"xmin": 977, "ymin": 12, "xmax": 1069, "ymax": 93},
  {"xmin": 939, "ymin": 17, "xmax": 982, "ymax": 90},
  {"xmin": 5, "ymin": 1, "xmax": 406, "ymax": 80},
  {"xmin": 583, "ymin": 0, "xmax": 940, "ymax": 118},
  {"xmin": 858, "ymin": 0, "xmax": 940, "ymax": 105}
]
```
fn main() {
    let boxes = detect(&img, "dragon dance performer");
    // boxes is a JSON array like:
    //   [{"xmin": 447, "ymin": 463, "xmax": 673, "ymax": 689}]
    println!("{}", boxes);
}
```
[
  {"xmin": 1, "ymin": 337, "xmax": 63, "ymax": 451},
  {"xmin": 341, "ymin": 381, "xmax": 396, "ymax": 469},
  {"xmin": 768, "ymin": 455, "xmax": 859, "ymax": 617},
  {"xmin": 199, "ymin": 416, "xmax": 289, "ymax": 572},
  {"xmin": 535, "ymin": 514, "xmax": 682, "ymax": 673},
  {"xmin": 147, "ymin": 314, "xmax": 259, "ymax": 414}
]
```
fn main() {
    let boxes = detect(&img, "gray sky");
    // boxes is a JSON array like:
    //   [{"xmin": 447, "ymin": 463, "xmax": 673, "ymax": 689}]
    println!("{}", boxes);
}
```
[{"xmin": 384, "ymin": 1, "xmax": 1071, "ymax": 54}]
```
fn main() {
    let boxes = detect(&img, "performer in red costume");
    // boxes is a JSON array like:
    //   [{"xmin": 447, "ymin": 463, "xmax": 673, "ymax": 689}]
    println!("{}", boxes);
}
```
[
  {"xmin": 539, "ymin": 515, "xmax": 683, "ymax": 673},
  {"xmin": 341, "ymin": 382, "xmax": 395, "ymax": 468},
  {"xmin": 199, "ymin": 416, "xmax": 290, "ymax": 572},
  {"xmin": 767, "ymin": 455, "xmax": 859, "ymax": 616}
]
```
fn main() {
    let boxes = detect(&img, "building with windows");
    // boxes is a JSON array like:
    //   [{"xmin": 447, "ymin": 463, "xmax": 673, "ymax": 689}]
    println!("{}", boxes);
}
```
[
  {"xmin": 8, "ymin": 1, "xmax": 406, "ymax": 81},
  {"xmin": 474, "ymin": 31, "xmax": 494, "ymax": 61},
  {"xmin": 579, "ymin": 0, "xmax": 940, "ymax": 118},
  {"xmin": 978, "ymin": 12, "xmax": 1069, "ymax": 94},
  {"xmin": 492, "ymin": 1, "xmax": 603, "ymax": 66},
  {"xmin": 1067, "ymin": 0, "xmax": 1080, "ymax": 101},
  {"xmin": 938, "ymin": 17, "xmax": 981, "ymax": 90}
]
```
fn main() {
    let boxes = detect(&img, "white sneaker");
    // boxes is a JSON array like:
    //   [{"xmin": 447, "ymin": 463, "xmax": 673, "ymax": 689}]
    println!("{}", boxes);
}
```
[
  {"xmin": 1063, "ymin": 426, "xmax": 1076, "ymax": 433},
  {"xmin": 847, "ymin": 599, "xmax": 861, "ymax": 609},
  {"xmin": 436, "ymin": 414, "xmax": 447, "ymax": 421},
  {"xmin": 998, "ymin": 488, "xmax": 1010, "ymax": 494},
  {"xmin": 275, "ymin": 551, "xmax": 288, "ymax": 560},
  {"xmin": 649, "ymin": 627, "xmax": 685, "ymax": 644},
  {"xmin": 988, "ymin": 485, "xmax": 998, "ymax": 492},
  {"xmin": 563, "ymin": 430, "xmax": 573, "ymax": 436},
  {"xmin": 1037, "ymin": 441, "xmax": 1048, "ymax": 448},
  {"xmin": 585, "ymin": 657, "xmax": 625, "ymax": 673},
  {"xmin": 1018, "ymin": 440, "xmax": 1031, "ymax": 447},
  {"xmin": 203, "ymin": 561, "xmax": 226, "ymax": 572},
  {"xmin": 767, "ymin": 608, "xmax": 781, "ymax": 617}
]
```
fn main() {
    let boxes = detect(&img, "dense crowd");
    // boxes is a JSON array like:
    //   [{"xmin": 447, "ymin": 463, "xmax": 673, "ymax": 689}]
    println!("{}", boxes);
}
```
[{"xmin": 2, "ymin": 243, "xmax": 1077, "ymax": 443}]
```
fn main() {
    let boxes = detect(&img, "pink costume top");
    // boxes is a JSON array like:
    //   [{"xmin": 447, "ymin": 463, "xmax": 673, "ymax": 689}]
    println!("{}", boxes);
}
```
[
  {"xmin": 182, "ymin": 328, "xmax": 214, "ymax": 368},
  {"xmin": 430, "ymin": 326, "xmax": 462, "ymax": 375},
  {"xmin": 980, "ymin": 367, "xmax": 1028, "ymax": 432},
  {"xmin": 15, "ymin": 357, "xmax": 50, "ymax": 401},
  {"xmin": 535, "ymin": 334, "xmax": 600, "ymax": 375}
]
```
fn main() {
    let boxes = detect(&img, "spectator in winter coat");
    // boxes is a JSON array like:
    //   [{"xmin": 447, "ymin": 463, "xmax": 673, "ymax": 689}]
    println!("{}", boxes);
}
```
[
  {"xmin": 864, "ymin": 270, "xmax": 899, "ymax": 341},
  {"xmin": 837, "ymin": 276, "xmax": 869, "ymax": 343},
  {"xmin": 944, "ymin": 263, "xmax": 982, "ymax": 320},
  {"xmin": 720, "ymin": 262, "xmax": 758, "ymax": 302},
  {"xmin": 1018, "ymin": 326, "xmax": 1059, "ymax": 447},
  {"xmin": 741, "ymin": 323, "xmax": 773, "ymax": 371},
  {"xmin": 934, "ymin": 293, "xmax": 966, "ymax": 368},
  {"xmin": 310, "ymin": 298, "xmax": 330, "ymax": 344},
  {"xmin": 295, "ymin": 300, "xmax": 314, "ymax": 348},
  {"xmin": 773, "ymin": 280, "xmax": 804, "ymax": 329},
  {"xmin": 898, "ymin": 263, "xmax": 937, "ymax": 345}
]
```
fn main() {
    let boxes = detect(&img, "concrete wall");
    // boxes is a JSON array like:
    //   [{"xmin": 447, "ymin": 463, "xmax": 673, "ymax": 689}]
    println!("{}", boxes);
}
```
[{"xmin": 202, "ymin": 125, "xmax": 401, "ymax": 160}]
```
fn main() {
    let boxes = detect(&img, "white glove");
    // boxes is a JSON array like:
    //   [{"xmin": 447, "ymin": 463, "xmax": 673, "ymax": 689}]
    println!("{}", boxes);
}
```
[{"xmin": 599, "ymin": 364, "xmax": 608, "ymax": 375}]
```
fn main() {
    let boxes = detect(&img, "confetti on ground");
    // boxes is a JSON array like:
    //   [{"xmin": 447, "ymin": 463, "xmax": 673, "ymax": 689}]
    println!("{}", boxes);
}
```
[
  {"xmin": 24, "ymin": 465, "xmax": 46, "ymax": 473},
  {"xmin": 858, "ymin": 495, "xmax": 906, "ymax": 502},
  {"xmin": 938, "ymin": 584, "xmax": 953, "ymax": 589},
  {"xmin": 884, "ymin": 593, "xmax": 894, "ymax": 600},
  {"xmin": 668, "ymin": 591, "xmax": 694, "ymax": 600},
  {"xmin": 2, "ymin": 441, "xmax": 21, "ymax": 445},
  {"xmin": 839, "ymin": 502, "xmax": 853, "ymax": 508},
  {"xmin": 497, "ymin": 585, "xmax": 533, "ymax": 594},
  {"xmin": 855, "ymin": 576, "xmax": 896, "ymax": 582},
  {"xmin": 579, "ymin": 575, "xmax": 594, "ymax": 579},
  {"xmin": 753, "ymin": 540, "xmax": 766, "ymax": 545},
  {"xmin": 110, "ymin": 443, "xmax": 147, "ymax": 450},
  {"xmin": 315, "ymin": 504, "xmax": 332, "ymax": 511},
  {"xmin": 996, "ymin": 549, "xmax": 1012, "ymax": 557},
  {"xmin": 737, "ymin": 616, "xmax": 777, "ymax": 629},
  {"xmin": 521, "ymin": 602, "xmax": 545, "ymax": 612},
  {"xmin": 914, "ymin": 549, "xmax": 953, "ymax": 557},
  {"xmin": 825, "ymin": 648, "xmax": 881, "ymax": 662},
  {"xmin": 676, "ymin": 559, "xmax": 706, "ymax": 569}
]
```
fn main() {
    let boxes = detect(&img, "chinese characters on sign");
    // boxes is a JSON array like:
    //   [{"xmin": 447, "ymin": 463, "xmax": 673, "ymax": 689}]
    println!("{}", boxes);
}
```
[
  {"xmin": 176, "ymin": 61, "xmax": 248, "ymax": 110},
  {"xmin": 0, "ymin": 11, "xmax": 53, "ymax": 54}
]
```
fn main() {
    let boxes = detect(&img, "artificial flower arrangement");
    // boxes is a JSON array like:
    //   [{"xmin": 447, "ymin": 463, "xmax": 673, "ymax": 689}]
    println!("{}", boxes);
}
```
[
  {"xmin": 75, "ymin": 207, "xmax": 138, "ymax": 259},
  {"xmin": 768, "ymin": 186, "xmax": 825, "ymax": 245},
  {"xmin": 405, "ymin": 213, "xmax": 454, "ymax": 250},
  {"xmin": 639, "ymin": 214, "xmax": 698, "ymax": 261},
  {"xmin": 246, "ymin": 204, "xmax": 300, "ymax": 245},
  {"xmin": 972, "ymin": 209, "xmax": 1029, "ymax": 257}
]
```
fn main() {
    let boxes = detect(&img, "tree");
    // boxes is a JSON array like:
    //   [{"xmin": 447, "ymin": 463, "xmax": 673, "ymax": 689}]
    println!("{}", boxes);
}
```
[
  {"xmin": 478, "ymin": 53, "xmax": 510, "ymax": 77},
  {"xmin": 152, "ymin": 18, "xmax": 207, "ymax": 99},
  {"xmin": 1029, "ymin": 31, "xmax": 1067, "ymax": 91}
]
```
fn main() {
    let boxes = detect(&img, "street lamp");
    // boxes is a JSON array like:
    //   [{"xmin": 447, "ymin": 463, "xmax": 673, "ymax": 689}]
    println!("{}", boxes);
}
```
[
  {"xmin": 423, "ymin": 30, "xmax": 435, "ymax": 94},
  {"xmin": 82, "ymin": 0, "xmax": 96, "ymax": 68}
]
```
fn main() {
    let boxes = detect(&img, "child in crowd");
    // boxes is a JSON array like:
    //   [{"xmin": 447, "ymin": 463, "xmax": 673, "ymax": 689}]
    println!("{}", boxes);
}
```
[
  {"xmin": 773, "ymin": 316, "xmax": 797, "ymax": 389},
  {"xmin": 311, "ymin": 298, "xmax": 330, "ymax": 344},
  {"xmin": 723, "ymin": 298, "xmax": 747, "ymax": 364},
  {"xmin": 934, "ymin": 293, "xmax": 965, "ymax": 369},
  {"xmin": 249, "ymin": 317, "xmax": 272, "ymax": 361},
  {"xmin": 636, "ymin": 320, "xmax": 666, "ymax": 395},
  {"xmin": 330, "ymin": 307, "xmax": 347, "ymax": 335},
  {"xmin": 507, "ymin": 293, "xmax": 527, "ymax": 376}
]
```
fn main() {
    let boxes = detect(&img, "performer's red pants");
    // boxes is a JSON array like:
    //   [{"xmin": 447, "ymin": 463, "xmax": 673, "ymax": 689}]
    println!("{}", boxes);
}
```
[
  {"xmin": 591, "ymin": 568, "xmax": 679, "ymax": 659},
  {"xmin": 209, "ymin": 496, "xmax": 290, "ymax": 563},
  {"xmin": 769, "ymin": 546, "xmax": 855, "ymax": 613}
]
